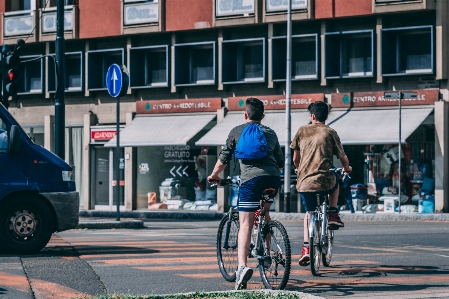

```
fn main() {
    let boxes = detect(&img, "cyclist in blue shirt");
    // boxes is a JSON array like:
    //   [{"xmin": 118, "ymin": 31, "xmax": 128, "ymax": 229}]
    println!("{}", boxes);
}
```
[{"xmin": 208, "ymin": 98, "xmax": 284, "ymax": 290}]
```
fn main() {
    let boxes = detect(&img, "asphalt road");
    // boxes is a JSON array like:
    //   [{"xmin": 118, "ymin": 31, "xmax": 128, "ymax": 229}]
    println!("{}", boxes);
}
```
[{"xmin": 1, "ymin": 219, "xmax": 449, "ymax": 299}]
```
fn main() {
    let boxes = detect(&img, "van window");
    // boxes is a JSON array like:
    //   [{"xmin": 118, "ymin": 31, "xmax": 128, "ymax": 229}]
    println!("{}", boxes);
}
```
[{"xmin": 0, "ymin": 119, "xmax": 8, "ymax": 153}]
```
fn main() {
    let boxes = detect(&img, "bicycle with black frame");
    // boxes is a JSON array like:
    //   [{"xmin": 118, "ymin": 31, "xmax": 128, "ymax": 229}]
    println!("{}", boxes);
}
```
[{"xmin": 214, "ymin": 177, "xmax": 291, "ymax": 290}]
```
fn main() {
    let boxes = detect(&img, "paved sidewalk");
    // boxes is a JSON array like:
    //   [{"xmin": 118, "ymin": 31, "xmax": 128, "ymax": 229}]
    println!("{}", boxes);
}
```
[{"xmin": 76, "ymin": 210, "xmax": 449, "ymax": 230}]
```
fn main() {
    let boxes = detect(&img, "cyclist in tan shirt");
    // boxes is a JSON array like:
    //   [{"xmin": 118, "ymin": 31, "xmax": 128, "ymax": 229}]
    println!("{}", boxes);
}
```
[{"xmin": 290, "ymin": 101, "xmax": 352, "ymax": 266}]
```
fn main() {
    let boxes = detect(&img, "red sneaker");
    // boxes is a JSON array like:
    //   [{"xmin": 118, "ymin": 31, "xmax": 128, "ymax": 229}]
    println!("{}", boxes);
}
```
[
  {"xmin": 328, "ymin": 211, "xmax": 344, "ymax": 229},
  {"xmin": 298, "ymin": 245, "xmax": 310, "ymax": 266}
]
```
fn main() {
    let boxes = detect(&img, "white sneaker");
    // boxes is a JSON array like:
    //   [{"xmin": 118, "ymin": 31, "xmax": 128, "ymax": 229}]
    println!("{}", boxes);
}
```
[{"xmin": 235, "ymin": 265, "xmax": 253, "ymax": 290}]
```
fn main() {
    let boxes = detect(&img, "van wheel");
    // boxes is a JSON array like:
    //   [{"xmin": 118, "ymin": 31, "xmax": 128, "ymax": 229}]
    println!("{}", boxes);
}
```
[{"xmin": 0, "ymin": 196, "xmax": 54, "ymax": 254}]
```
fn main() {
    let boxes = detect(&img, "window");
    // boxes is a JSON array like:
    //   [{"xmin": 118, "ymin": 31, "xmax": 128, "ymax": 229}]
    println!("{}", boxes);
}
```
[
  {"xmin": 18, "ymin": 55, "xmax": 43, "ymax": 94},
  {"xmin": 174, "ymin": 42, "xmax": 215, "ymax": 86},
  {"xmin": 48, "ymin": 52, "xmax": 82, "ymax": 92},
  {"xmin": 222, "ymin": 38, "xmax": 265, "ymax": 84},
  {"xmin": 130, "ymin": 45, "xmax": 168, "ymax": 88},
  {"xmin": 123, "ymin": 0, "xmax": 158, "ymax": 26},
  {"xmin": 272, "ymin": 34, "xmax": 318, "ymax": 81},
  {"xmin": 375, "ymin": 0, "xmax": 421, "ymax": 3},
  {"xmin": 41, "ymin": 0, "xmax": 73, "ymax": 8},
  {"xmin": 0, "ymin": 118, "xmax": 8, "ymax": 153},
  {"xmin": 325, "ymin": 30, "xmax": 374, "ymax": 78},
  {"xmin": 381, "ymin": 26, "xmax": 433, "ymax": 76},
  {"xmin": 87, "ymin": 49, "xmax": 124, "ymax": 91},
  {"xmin": 266, "ymin": 0, "xmax": 307, "ymax": 12},
  {"xmin": 9, "ymin": 0, "xmax": 35, "ymax": 11},
  {"xmin": 216, "ymin": 0, "xmax": 254, "ymax": 17}
]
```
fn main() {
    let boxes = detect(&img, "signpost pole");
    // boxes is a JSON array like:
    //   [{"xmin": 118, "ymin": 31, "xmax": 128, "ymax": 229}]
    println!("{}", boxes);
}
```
[
  {"xmin": 284, "ymin": 0, "xmax": 292, "ymax": 213},
  {"xmin": 398, "ymin": 92, "xmax": 402, "ymax": 214},
  {"xmin": 116, "ymin": 96, "xmax": 120, "ymax": 221}
]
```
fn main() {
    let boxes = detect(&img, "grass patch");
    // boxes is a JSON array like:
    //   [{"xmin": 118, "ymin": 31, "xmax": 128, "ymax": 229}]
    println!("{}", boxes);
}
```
[{"xmin": 74, "ymin": 291, "xmax": 304, "ymax": 299}]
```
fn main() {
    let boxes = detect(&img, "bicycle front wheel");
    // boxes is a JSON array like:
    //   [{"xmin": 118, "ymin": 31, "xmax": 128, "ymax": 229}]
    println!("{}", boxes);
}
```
[
  {"xmin": 322, "ymin": 229, "xmax": 334, "ymax": 267},
  {"xmin": 259, "ymin": 220, "xmax": 291, "ymax": 290},
  {"xmin": 310, "ymin": 217, "xmax": 321, "ymax": 276},
  {"xmin": 216, "ymin": 214, "xmax": 239, "ymax": 282}
]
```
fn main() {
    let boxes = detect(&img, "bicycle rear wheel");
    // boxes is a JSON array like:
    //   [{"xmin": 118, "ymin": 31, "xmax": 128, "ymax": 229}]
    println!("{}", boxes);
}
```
[
  {"xmin": 216, "ymin": 214, "xmax": 239, "ymax": 282},
  {"xmin": 310, "ymin": 217, "xmax": 321, "ymax": 276},
  {"xmin": 322, "ymin": 229, "xmax": 334, "ymax": 267},
  {"xmin": 259, "ymin": 220, "xmax": 291, "ymax": 290}
]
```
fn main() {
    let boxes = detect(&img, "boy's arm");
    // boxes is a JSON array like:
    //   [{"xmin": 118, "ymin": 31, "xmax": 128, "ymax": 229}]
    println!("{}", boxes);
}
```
[
  {"xmin": 339, "ymin": 155, "xmax": 352, "ymax": 173},
  {"xmin": 293, "ymin": 150, "xmax": 301, "ymax": 169}
]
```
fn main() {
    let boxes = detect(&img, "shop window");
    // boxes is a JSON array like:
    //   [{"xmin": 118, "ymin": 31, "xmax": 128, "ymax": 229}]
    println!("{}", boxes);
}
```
[
  {"xmin": 123, "ymin": 0, "xmax": 159, "ymax": 26},
  {"xmin": 325, "ymin": 30, "xmax": 373, "ymax": 79},
  {"xmin": 174, "ymin": 42, "xmax": 215, "ymax": 86},
  {"xmin": 222, "ymin": 38, "xmax": 265, "ymax": 84},
  {"xmin": 272, "ymin": 34, "xmax": 318, "ymax": 81},
  {"xmin": 216, "ymin": 0, "xmax": 255, "ymax": 17},
  {"xmin": 18, "ymin": 55, "xmax": 43, "ymax": 94},
  {"xmin": 48, "ymin": 52, "xmax": 82, "ymax": 92},
  {"xmin": 130, "ymin": 45, "xmax": 168, "ymax": 88},
  {"xmin": 266, "ymin": 0, "xmax": 307, "ymax": 12},
  {"xmin": 381, "ymin": 26, "xmax": 433, "ymax": 76},
  {"xmin": 87, "ymin": 49, "xmax": 124, "ymax": 91}
]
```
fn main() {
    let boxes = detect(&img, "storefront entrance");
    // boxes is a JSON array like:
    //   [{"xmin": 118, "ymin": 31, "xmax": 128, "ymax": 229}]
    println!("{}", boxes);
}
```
[{"xmin": 91, "ymin": 146, "xmax": 124, "ymax": 210}]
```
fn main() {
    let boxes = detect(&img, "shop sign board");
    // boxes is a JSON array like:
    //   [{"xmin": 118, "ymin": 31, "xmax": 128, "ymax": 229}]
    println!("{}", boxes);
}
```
[
  {"xmin": 227, "ymin": 93, "xmax": 324, "ymax": 111},
  {"xmin": 136, "ymin": 98, "xmax": 222, "ymax": 114},
  {"xmin": 331, "ymin": 89, "xmax": 438, "ymax": 108},
  {"xmin": 91, "ymin": 129, "xmax": 117, "ymax": 142},
  {"xmin": 417, "ymin": 76, "xmax": 439, "ymax": 89}
]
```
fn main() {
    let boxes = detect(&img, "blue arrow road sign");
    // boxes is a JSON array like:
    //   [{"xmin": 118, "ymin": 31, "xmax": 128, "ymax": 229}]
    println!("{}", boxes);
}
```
[{"xmin": 106, "ymin": 64, "xmax": 123, "ymax": 98}]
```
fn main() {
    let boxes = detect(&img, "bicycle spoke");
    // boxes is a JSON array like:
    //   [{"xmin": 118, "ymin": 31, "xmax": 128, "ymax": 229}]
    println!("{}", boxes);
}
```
[{"xmin": 259, "ymin": 221, "xmax": 291, "ymax": 290}]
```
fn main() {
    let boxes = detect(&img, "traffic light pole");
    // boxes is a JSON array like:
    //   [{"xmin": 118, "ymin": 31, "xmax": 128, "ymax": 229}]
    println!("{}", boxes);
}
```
[{"xmin": 55, "ymin": 0, "xmax": 66, "ymax": 159}]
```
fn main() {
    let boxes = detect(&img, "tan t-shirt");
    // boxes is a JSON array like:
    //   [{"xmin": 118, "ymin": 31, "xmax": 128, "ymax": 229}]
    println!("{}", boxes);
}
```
[{"xmin": 290, "ymin": 124, "xmax": 346, "ymax": 192}]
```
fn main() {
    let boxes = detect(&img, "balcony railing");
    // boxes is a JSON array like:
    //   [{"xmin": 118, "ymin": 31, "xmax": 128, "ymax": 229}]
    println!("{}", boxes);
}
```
[
  {"xmin": 123, "ymin": 0, "xmax": 159, "ymax": 26},
  {"xmin": 41, "ymin": 6, "xmax": 74, "ymax": 33},
  {"xmin": 3, "ymin": 10, "xmax": 35, "ymax": 37},
  {"xmin": 266, "ymin": 0, "xmax": 307, "ymax": 12}
]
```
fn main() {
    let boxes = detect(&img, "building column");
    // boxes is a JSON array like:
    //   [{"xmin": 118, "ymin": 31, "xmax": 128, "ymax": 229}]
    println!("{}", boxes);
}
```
[
  {"xmin": 434, "ymin": 101, "xmax": 449, "ymax": 213},
  {"xmin": 216, "ymin": 107, "xmax": 229, "ymax": 213},
  {"xmin": 83, "ymin": 113, "xmax": 96, "ymax": 210},
  {"xmin": 44, "ymin": 115, "xmax": 54, "ymax": 152},
  {"xmin": 124, "ymin": 112, "xmax": 136, "ymax": 211}
]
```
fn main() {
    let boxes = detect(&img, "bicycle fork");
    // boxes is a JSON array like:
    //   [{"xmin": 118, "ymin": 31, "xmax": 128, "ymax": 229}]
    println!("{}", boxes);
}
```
[{"xmin": 223, "ymin": 208, "xmax": 235, "ymax": 250}]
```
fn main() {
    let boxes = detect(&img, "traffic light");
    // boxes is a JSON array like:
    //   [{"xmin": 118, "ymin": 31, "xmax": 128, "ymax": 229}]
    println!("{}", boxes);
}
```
[{"xmin": 4, "ymin": 53, "xmax": 20, "ymax": 97}]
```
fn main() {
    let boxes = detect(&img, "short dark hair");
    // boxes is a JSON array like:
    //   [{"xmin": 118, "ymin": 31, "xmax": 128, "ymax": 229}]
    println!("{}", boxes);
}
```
[
  {"xmin": 308, "ymin": 101, "xmax": 329, "ymax": 122},
  {"xmin": 246, "ymin": 97, "xmax": 264, "ymax": 121}
]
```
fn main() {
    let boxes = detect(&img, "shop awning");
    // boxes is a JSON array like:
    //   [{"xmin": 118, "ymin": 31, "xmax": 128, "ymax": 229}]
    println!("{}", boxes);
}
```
[
  {"xmin": 104, "ymin": 113, "xmax": 216, "ymax": 147},
  {"xmin": 327, "ymin": 107, "xmax": 433, "ymax": 145},
  {"xmin": 196, "ymin": 111, "xmax": 324, "ymax": 146}
]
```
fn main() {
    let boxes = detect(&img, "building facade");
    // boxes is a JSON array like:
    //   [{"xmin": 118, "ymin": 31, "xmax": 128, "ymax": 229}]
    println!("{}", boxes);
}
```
[{"xmin": 1, "ymin": 0, "xmax": 448, "ymax": 213}]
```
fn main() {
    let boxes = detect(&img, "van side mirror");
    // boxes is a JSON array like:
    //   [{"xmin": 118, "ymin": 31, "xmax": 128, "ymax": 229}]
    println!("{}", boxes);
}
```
[{"xmin": 9, "ymin": 125, "xmax": 21, "ymax": 154}]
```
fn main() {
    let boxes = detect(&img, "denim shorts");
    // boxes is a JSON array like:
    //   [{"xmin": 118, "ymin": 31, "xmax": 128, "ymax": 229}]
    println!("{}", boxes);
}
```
[
  {"xmin": 299, "ymin": 171, "xmax": 339, "ymax": 212},
  {"xmin": 239, "ymin": 176, "xmax": 280, "ymax": 212}
]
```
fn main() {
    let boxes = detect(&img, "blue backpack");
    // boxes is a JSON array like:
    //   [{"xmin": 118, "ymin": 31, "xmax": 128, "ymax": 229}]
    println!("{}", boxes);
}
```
[{"xmin": 234, "ymin": 123, "xmax": 268, "ymax": 160}]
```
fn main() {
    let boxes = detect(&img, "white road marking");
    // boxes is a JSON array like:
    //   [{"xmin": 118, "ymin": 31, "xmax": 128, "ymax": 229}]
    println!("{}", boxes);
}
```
[{"xmin": 435, "ymin": 254, "xmax": 449, "ymax": 258}]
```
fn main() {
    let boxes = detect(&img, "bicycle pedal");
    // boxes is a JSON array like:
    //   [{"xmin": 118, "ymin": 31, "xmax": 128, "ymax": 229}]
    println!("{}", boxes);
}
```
[{"xmin": 328, "ymin": 225, "xmax": 339, "ymax": 230}]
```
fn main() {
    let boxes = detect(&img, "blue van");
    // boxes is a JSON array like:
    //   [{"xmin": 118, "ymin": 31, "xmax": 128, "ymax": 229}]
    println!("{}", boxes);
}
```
[{"xmin": 0, "ymin": 104, "xmax": 79, "ymax": 254}]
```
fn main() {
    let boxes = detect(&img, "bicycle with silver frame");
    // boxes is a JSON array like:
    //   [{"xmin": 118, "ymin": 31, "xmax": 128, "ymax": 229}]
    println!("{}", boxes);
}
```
[{"xmin": 309, "ymin": 167, "xmax": 349, "ymax": 276}]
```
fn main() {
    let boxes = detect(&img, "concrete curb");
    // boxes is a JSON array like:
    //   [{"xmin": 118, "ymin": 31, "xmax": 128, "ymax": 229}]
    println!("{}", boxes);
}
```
[
  {"xmin": 75, "ymin": 220, "xmax": 144, "ymax": 229},
  {"xmin": 79, "ymin": 210, "xmax": 449, "ymax": 222},
  {"xmin": 143, "ymin": 290, "xmax": 325, "ymax": 299}
]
